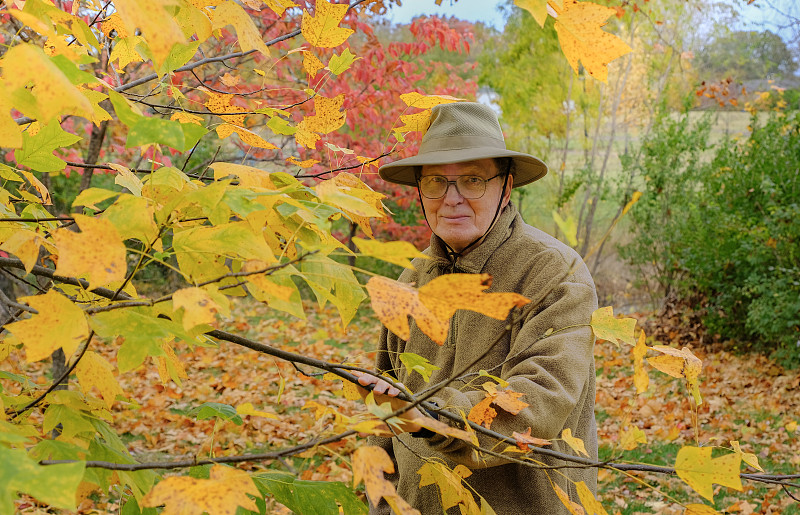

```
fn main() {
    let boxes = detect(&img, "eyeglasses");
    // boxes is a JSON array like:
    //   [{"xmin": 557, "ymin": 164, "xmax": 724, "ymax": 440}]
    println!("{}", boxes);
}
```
[{"xmin": 417, "ymin": 173, "xmax": 505, "ymax": 199}]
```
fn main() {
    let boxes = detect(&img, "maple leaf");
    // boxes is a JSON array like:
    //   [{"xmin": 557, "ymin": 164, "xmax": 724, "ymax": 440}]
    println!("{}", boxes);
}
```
[
  {"xmin": 156, "ymin": 341, "xmax": 188, "ymax": 386},
  {"xmin": 618, "ymin": 424, "xmax": 646, "ymax": 451},
  {"xmin": 0, "ymin": 229, "xmax": 48, "ymax": 273},
  {"xmin": 5, "ymin": 290, "xmax": 89, "ymax": 363},
  {"xmin": 141, "ymin": 464, "xmax": 259, "ymax": 515},
  {"xmin": 366, "ymin": 274, "xmax": 529, "ymax": 345},
  {"xmin": 263, "ymin": 0, "xmax": 298, "ymax": 16},
  {"xmin": 398, "ymin": 352, "xmax": 441, "ymax": 381},
  {"xmin": 468, "ymin": 396, "xmax": 497, "ymax": 428},
  {"xmin": 15, "ymin": 122, "xmax": 82, "ymax": 173},
  {"xmin": 212, "ymin": 1, "xmax": 270, "ymax": 57},
  {"xmin": 512, "ymin": 427, "xmax": 551, "ymax": 451},
  {"xmin": 113, "ymin": 0, "xmax": 187, "ymax": 69},
  {"xmin": 590, "ymin": 306, "xmax": 636, "ymax": 346},
  {"xmin": 173, "ymin": 287, "xmax": 223, "ymax": 330},
  {"xmin": 53, "ymin": 214, "xmax": 127, "ymax": 288},
  {"xmin": 353, "ymin": 237, "xmax": 426, "ymax": 269},
  {"xmin": 551, "ymin": 0, "xmax": 633, "ymax": 83},
  {"xmin": 395, "ymin": 110, "xmax": 432, "ymax": 133},
  {"xmin": 0, "ymin": 447, "xmax": 85, "ymax": 513},
  {"xmin": 75, "ymin": 350, "xmax": 125, "ymax": 409},
  {"xmin": 576, "ymin": 480, "xmax": 607, "ymax": 515},
  {"xmin": 17, "ymin": 169, "xmax": 52, "ymax": 205},
  {"xmin": 352, "ymin": 446, "xmax": 420, "ymax": 515},
  {"xmin": 674, "ymin": 446, "xmax": 742, "ymax": 502},
  {"xmin": 303, "ymin": 50, "xmax": 325, "ymax": 77},
  {"xmin": 647, "ymin": 345, "xmax": 703, "ymax": 405},
  {"xmin": 418, "ymin": 462, "xmax": 487, "ymax": 513},
  {"xmin": 552, "ymin": 482, "xmax": 586, "ymax": 515},
  {"xmin": 328, "ymin": 48, "xmax": 358, "ymax": 75},
  {"xmin": 303, "ymin": 94, "xmax": 347, "ymax": 134},
  {"xmin": 729, "ymin": 441, "xmax": 763, "ymax": 472},
  {"xmin": 561, "ymin": 428, "xmax": 589, "ymax": 457},
  {"xmin": 632, "ymin": 330, "xmax": 649, "ymax": 394},
  {"xmin": 399, "ymin": 92, "xmax": 462, "ymax": 109},
  {"xmin": 109, "ymin": 36, "xmax": 145, "ymax": 69},
  {"xmin": 301, "ymin": 0, "xmax": 355, "ymax": 48},
  {"xmin": 514, "ymin": 0, "xmax": 550, "ymax": 27},
  {"xmin": 684, "ymin": 504, "xmax": 721, "ymax": 515}
]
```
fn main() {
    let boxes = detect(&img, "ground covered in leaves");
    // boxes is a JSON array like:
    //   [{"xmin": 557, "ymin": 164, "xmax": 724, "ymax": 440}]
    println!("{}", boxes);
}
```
[{"xmin": 4, "ymin": 299, "xmax": 800, "ymax": 514}]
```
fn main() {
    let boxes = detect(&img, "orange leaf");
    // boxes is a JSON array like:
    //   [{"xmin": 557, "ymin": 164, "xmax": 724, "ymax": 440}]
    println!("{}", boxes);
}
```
[
  {"xmin": 366, "ymin": 274, "xmax": 529, "ymax": 345},
  {"xmin": 352, "ymin": 446, "xmax": 420, "ymax": 515},
  {"xmin": 467, "ymin": 396, "xmax": 497, "ymax": 428},
  {"xmin": 492, "ymin": 388, "xmax": 529, "ymax": 415},
  {"xmin": 512, "ymin": 427, "xmax": 551, "ymax": 451},
  {"xmin": 141, "ymin": 464, "xmax": 259, "ymax": 515}
]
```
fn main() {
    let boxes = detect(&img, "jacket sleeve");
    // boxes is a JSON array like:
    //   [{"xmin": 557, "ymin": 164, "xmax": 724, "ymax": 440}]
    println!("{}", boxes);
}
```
[
  {"xmin": 365, "ymin": 326, "xmax": 401, "ymax": 514},
  {"xmin": 422, "ymin": 252, "xmax": 597, "ymax": 469}
]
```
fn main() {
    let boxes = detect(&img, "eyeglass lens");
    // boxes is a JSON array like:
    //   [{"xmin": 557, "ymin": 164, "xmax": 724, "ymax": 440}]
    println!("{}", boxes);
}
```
[{"xmin": 419, "ymin": 175, "xmax": 488, "ymax": 199}]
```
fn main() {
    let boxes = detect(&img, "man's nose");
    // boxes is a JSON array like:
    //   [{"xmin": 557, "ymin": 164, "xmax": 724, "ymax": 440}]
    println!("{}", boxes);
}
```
[{"xmin": 442, "ymin": 181, "xmax": 464, "ymax": 204}]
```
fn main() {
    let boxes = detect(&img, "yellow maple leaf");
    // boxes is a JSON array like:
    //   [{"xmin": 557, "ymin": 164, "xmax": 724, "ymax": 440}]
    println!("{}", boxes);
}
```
[
  {"xmin": 399, "ymin": 92, "xmax": 462, "ymax": 109},
  {"xmin": 551, "ymin": 0, "xmax": 632, "ymax": 83},
  {"xmin": 53, "ymin": 215, "xmax": 127, "ymax": 288},
  {"xmin": 302, "ymin": 94, "xmax": 347, "ymax": 134},
  {"xmin": 204, "ymin": 91, "xmax": 246, "ymax": 126},
  {"xmin": 171, "ymin": 111, "xmax": 204, "ymax": 125},
  {"xmin": 156, "ymin": 341, "xmax": 188, "ymax": 386},
  {"xmin": 212, "ymin": 1, "xmax": 270, "ymax": 57},
  {"xmin": 561, "ymin": 427, "xmax": 589, "ymax": 457},
  {"xmin": 684, "ymin": 504, "xmax": 721, "ymax": 515},
  {"xmin": 552, "ymin": 482, "xmax": 586, "ymax": 515},
  {"xmin": 395, "ymin": 110, "xmax": 432, "ymax": 133},
  {"xmin": 352, "ymin": 237, "xmax": 426, "ymax": 269},
  {"xmin": 674, "ymin": 446, "xmax": 742, "ymax": 502},
  {"xmin": 5, "ymin": 290, "xmax": 89, "ymax": 363},
  {"xmin": 366, "ymin": 274, "xmax": 529, "ymax": 345},
  {"xmin": 576, "ymin": 480, "xmax": 608, "ymax": 515},
  {"xmin": 301, "ymin": 0, "xmax": 354, "ymax": 48},
  {"xmin": 141, "ymin": 464, "xmax": 259, "ymax": 515},
  {"xmin": 286, "ymin": 156, "xmax": 319, "ymax": 168},
  {"xmin": 172, "ymin": 287, "xmax": 221, "ymax": 330},
  {"xmin": 109, "ymin": 36, "xmax": 145, "ymax": 69},
  {"xmin": 264, "ymin": 0, "xmax": 298, "ymax": 16},
  {"xmin": 0, "ymin": 229, "xmax": 48, "ymax": 273},
  {"xmin": 1, "ymin": 44, "xmax": 93, "ymax": 122},
  {"xmin": 302, "ymin": 50, "xmax": 325, "ymax": 77},
  {"xmin": 316, "ymin": 178, "xmax": 383, "ymax": 218},
  {"xmin": 75, "ymin": 350, "xmax": 125, "ymax": 409},
  {"xmin": 590, "ymin": 306, "xmax": 636, "ymax": 346},
  {"xmin": 352, "ymin": 446, "xmax": 420, "ymax": 515},
  {"xmin": 216, "ymin": 124, "xmax": 278, "ymax": 149},
  {"xmin": 418, "ymin": 462, "xmax": 483, "ymax": 513},
  {"xmin": 0, "ymin": 94, "xmax": 23, "ymax": 148},
  {"xmin": 101, "ymin": 13, "xmax": 130, "ymax": 38},
  {"xmin": 729, "ymin": 441, "xmax": 764, "ymax": 472},
  {"xmin": 647, "ymin": 345, "xmax": 703, "ymax": 405},
  {"xmin": 236, "ymin": 402, "xmax": 278, "ymax": 419},
  {"xmin": 618, "ymin": 424, "xmax": 647, "ymax": 451},
  {"xmin": 114, "ymin": 0, "xmax": 187, "ymax": 69},
  {"xmin": 632, "ymin": 330, "xmax": 649, "ymax": 394},
  {"xmin": 514, "ymin": 0, "xmax": 549, "ymax": 27}
]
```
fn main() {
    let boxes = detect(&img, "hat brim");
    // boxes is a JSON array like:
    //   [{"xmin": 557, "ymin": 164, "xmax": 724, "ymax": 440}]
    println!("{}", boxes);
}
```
[{"xmin": 378, "ymin": 147, "xmax": 547, "ymax": 187}]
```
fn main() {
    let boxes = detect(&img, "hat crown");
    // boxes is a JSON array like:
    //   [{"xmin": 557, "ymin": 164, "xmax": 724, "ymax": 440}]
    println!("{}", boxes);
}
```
[{"xmin": 422, "ymin": 103, "xmax": 506, "ymax": 150}]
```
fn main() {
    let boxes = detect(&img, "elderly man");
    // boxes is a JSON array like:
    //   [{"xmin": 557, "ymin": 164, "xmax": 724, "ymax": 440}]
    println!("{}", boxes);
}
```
[{"xmin": 357, "ymin": 102, "xmax": 598, "ymax": 514}]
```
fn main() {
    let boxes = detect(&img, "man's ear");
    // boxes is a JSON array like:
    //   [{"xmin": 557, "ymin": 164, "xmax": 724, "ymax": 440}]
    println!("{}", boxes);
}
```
[{"xmin": 501, "ymin": 173, "xmax": 513, "ymax": 208}]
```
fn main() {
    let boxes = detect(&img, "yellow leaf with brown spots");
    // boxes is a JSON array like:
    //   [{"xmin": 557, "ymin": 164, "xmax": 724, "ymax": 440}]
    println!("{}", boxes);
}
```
[
  {"xmin": 141, "ymin": 464, "xmax": 259, "ymax": 515},
  {"xmin": 294, "ymin": 120, "xmax": 321, "ymax": 149},
  {"xmin": 395, "ymin": 110, "xmax": 431, "ymax": 133},
  {"xmin": 352, "ymin": 446, "xmax": 420, "ymax": 515},
  {"xmin": 0, "ymin": 229, "xmax": 47, "ymax": 273},
  {"xmin": 561, "ymin": 428, "xmax": 589, "ymax": 457},
  {"xmin": 286, "ymin": 156, "xmax": 319, "ymax": 168},
  {"xmin": 551, "ymin": 0, "xmax": 632, "ymax": 83},
  {"xmin": 303, "ymin": 50, "xmax": 325, "ymax": 77},
  {"xmin": 648, "ymin": 345, "xmax": 703, "ymax": 405},
  {"xmin": 514, "ymin": 0, "xmax": 549, "ymax": 27},
  {"xmin": 399, "ymin": 92, "xmax": 462, "ymax": 109},
  {"xmin": 264, "ymin": 0, "xmax": 297, "ymax": 16},
  {"xmin": 75, "ymin": 350, "xmax": 125, "ymax": 409},
  {"xmin": 301, "ymin": 0, "xmax": 354, "ymax": 48},
  {"xmin": 113, "ymin": 0, "xmax": 187, "ymax": 69},
  {"xmin": 302, "ymin": 94, "xmax": 346, "ymax": 134},
  {"xmin": 173, "ymin": 287, "xmax": 221, "ymax": 330},
  {"xmin": 0, "ymin": 94, "xmax": 23, "ymax": 148},
  {"xmin": 211, "ymin": 1, "xmax": 270, "ymax": 57},
  {"xmin": 5, "ymin": 290, "xmax": 89, "ymax": 363},
  {"xmin": 0, "ymin": 44, "xmax": 93, "ymax": 122},
  {"xmin": 590, "ymin": 306, "xmax": 636, "ymax": 346},
  {"xmin": 171, "ymin": 111, "xmax": 204, "ymax": 125},
  {"xmin": 675, "ymin": 446, "xmax": 742, "ymax": 502},
  {"xmin": 204, "ymin": 91, "xmax": 246, "ymax": 126},
  {"xmin": 216, "ymin": 123, "xmax": 277, "ymax": 149},
  {"xmin": 366, "ymin": 274, "xmax": 529, "ymax": 345},
  {"xmin": 101, "ymin": 13, "xmax": 129, "ymax": 38},
  {"xmin": 53, "ymin": 215, "xmax": 127, "ymax": 289}
]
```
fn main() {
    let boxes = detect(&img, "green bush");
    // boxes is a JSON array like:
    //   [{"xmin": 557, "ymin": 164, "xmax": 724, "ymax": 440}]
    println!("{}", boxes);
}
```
[{"xmin": 621, "ymin": 108, "xmax": 800, "ymax": 365}]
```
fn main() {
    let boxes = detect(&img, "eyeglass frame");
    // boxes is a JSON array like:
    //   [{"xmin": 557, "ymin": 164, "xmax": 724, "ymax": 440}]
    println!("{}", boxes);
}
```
[{"xmin": 415, "ymin": 172, "xmax": 509, "ymax": 199}]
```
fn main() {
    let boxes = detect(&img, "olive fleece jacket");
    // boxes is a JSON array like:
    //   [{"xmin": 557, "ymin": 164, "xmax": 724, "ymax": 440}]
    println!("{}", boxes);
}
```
[{"xmin": 368, "ymin": 203, "xmax": 598, "ymax": 515}]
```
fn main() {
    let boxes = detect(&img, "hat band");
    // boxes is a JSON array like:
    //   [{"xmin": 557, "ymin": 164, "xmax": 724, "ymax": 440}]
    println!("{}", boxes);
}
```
[{"xmin": 418, "ymin": 134, "xmax": 507, "ymax": 155}]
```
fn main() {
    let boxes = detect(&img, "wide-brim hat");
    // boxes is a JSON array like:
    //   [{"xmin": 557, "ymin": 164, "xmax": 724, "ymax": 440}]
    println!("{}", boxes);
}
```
[{"xmin": 379, "ymin": 102, "xmax": 548, "ymax": 187}]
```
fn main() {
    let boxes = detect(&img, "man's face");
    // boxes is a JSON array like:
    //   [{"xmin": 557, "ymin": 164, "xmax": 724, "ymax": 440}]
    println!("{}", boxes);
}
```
[{"xmin": 419, "ymin": 159, "xmax": 513, "ymax": 253}]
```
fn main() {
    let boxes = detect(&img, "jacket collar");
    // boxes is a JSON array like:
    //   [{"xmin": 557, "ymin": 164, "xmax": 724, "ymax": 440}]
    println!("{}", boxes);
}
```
[{"xmin": 423, "ymin": 202, "xmax": 519, "ymax": 275}]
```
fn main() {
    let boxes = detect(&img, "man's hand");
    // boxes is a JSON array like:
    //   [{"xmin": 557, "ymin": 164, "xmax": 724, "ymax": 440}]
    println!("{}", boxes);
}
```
[{"xmin": 352, "ymin": 371, "xmax": 425, "ymax": 434}]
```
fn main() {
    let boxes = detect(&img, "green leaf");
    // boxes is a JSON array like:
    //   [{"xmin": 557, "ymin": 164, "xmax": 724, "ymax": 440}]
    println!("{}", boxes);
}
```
[
  {"xmin": 15, "ymin": 123, "xmax": 82, "ymax": 173},
  {"xmin": 328, "ymin": 48, "xmax": 358, "ymax": 75},
  {"xmin": 267, "ymin": 116, "xmax": 297, "ymax": 136},
  {"xmin": 300, "ymin": 255, "xmax": 365, "ymax": 328},
  {"xmin": 189, "ymin": 402, "xmax": 243, "ymax": 425},
  {"xmin": 127, "ymin": 116, "xmax": 186, "ymax": 150},
  {"xmin": 72, "ymin": 187, "xmax": 121, "ymax": 211},
  {"xmin": 108, "ymin": 90, "xmax": 142, "ymax": 127},
  {"xmin": 43, "ymin": 404, "xmax": 97, "ymax": 440},
  {"xmin": 399, "ymin": 352, "xmax": 441, "ymax": 382},
  {"xmin": 552, "ymin": 210, "xmax": 578, "ymax": 247},
  {"xmin": 0, "ymin": 446, "xmax": 85, "ymax": 512},
  {"xmin": 0, "ymin": 164, "xmax": 23, "ymax": 182},
  {"xmin": 0, "ymin": 370, "xmax": 36, "ymax": 389},
  {"xmin": 50, "ymin": 54, "xmax": 101, "ymax": 85},
  {"xmin": 252, "ymin": 472, "xmax": 368, "ymax": 515},
  {"xmin": 156, "ymin": 41, "xmax": 201, "ymax": 75}
]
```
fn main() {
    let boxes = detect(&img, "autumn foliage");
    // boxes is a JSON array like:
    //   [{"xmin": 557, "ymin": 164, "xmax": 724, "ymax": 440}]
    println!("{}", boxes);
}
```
[{"xmin": 0, "ymin": 0, "xmax": 798, "ymax": 514}]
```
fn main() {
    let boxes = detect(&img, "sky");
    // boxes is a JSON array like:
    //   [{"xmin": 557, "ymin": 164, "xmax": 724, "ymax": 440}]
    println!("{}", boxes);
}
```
[{"xmin": 385, "ymin": 0, "xmax": 800, "ymax": 40}]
